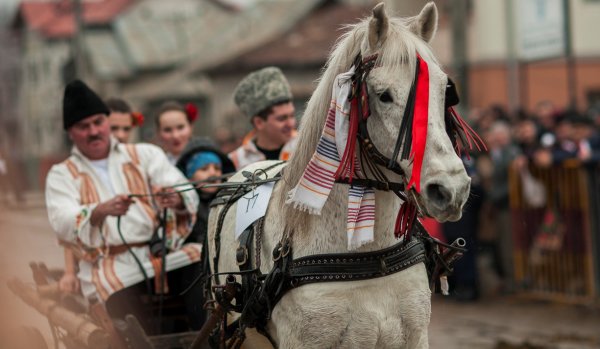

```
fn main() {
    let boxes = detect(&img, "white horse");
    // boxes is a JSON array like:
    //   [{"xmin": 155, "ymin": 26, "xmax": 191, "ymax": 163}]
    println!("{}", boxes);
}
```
[{"xmin": 208, "ymin": 2, "xmax": 471, "ymax": 348}]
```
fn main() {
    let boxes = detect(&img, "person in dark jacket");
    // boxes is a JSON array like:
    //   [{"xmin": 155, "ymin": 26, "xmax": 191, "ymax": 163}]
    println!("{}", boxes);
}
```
[
  {"xmin": 173, "ymin": 138, "xmax": 236, "ymax": 331},
  {"xmin": 442, "ymin": 154, "xmax": 484, "ymax": 301}
]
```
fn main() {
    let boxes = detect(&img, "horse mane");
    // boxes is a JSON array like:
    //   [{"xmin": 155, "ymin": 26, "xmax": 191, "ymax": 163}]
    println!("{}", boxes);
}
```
[{"xmin": 279, "ymin": 14, "xmax": 439, "ymax": 227}]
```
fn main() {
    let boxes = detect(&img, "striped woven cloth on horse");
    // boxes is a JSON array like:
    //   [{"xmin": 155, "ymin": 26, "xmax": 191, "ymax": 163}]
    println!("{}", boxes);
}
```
[{"xmin": 287, "ymin": 68, "xmax": 375, "ymax": 250}]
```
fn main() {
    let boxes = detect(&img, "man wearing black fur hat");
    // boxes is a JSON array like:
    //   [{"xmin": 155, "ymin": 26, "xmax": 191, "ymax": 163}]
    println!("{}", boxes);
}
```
[{"xmin": 45, "ymin": 80, "xmax": 203, "ymax": 330}]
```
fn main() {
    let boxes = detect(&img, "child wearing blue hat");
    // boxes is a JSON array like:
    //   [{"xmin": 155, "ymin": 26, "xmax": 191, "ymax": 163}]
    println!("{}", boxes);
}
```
[{"xmin": 176, "ymin": 138, "xmax": 235, "ymax": 243}]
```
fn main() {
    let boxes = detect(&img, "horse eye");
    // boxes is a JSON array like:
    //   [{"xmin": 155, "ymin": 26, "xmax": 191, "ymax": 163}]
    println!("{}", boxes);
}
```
[
  {"xmin": 379, "ymin": 90, "xmax": 393, "ymax": 103},
  {"xmin": 445, "ymin": 78, "xmax": 459, "ymax": 107}
]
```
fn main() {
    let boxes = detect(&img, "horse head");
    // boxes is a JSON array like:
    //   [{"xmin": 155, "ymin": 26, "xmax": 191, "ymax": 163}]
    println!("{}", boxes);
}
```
[
  {"xmin": 286, "ymin": 2, "xmax": 473, "ymax": 230},
  {"xmin": 360, "ymin": 2, "xmax": 471, "ymax": 222}
]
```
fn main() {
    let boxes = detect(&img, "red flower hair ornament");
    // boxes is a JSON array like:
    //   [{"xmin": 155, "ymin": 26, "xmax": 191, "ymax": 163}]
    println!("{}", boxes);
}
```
[
  {"xmin": 185, "ymin": 103, "xmax": 199, "ymax": 123},
  {"xmin": 131, "ymin": 112, "xmax": 144, "ymax": 126}
]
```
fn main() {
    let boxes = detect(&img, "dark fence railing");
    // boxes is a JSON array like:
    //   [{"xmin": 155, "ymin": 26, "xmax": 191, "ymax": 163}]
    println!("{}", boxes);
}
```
[{"xmin": 509, "ymin": 160, "xmax": 599, "ymax": 304}]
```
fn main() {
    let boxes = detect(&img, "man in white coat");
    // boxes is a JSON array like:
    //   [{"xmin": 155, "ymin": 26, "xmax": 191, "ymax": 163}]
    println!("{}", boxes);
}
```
[{"xmin": 45, "ymin": 80, "xmax": 202, "ymax": 330}]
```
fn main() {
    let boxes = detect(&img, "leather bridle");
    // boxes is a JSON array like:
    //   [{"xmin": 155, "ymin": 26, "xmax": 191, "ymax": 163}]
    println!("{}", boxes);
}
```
[{"xmin": 335, "ymin": 53, "xmax": 465, "ymax": 195}]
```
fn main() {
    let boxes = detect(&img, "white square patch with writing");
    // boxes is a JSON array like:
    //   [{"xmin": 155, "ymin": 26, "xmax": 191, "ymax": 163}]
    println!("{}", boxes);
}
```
[{"xmin": 235, "ymin": 182, "xmax": 275, "ymax": 239}]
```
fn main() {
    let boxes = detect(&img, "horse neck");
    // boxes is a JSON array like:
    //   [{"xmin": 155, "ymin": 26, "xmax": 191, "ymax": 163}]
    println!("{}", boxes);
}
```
[{"xmin": 277, "ymin": 64, "xmax": 403, "ymax": 254}]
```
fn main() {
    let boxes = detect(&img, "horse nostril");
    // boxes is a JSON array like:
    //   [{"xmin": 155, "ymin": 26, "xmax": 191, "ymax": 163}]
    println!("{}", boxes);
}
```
[{"xmin": 425, "ymin": 183, "xmax": 453, "ymax": 208}]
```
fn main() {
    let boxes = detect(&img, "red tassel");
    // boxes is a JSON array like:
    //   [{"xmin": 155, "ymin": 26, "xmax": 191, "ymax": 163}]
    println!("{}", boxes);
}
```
[
  {"xmin": 394, "ymin": 202, "xmax": 406, "ymax": 238},
  {"xmin": 335, "ymin": 91, "xmax": 360, "ymax": 182},
  {"xmin": 449, "ymin": 107, "xmax": 487, "ymax": 158},
  {"xmin": 394, "ymin": 201, "xmax": 417, "ymax": 239}
]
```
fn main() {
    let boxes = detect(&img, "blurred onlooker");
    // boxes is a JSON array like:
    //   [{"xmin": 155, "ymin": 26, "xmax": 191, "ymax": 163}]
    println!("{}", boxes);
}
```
[
  {"xmin": 484, "ymin": 121, "xmax": 520, "ymax": 292},
  {"xmin": 442, "ymin": 154, "xmax": 484, "ymax": 301},
  {"xmin": 105, "ymin": 98, "xmax": 143, "ymax": 143},
  {"xmin": 571, "ymin": 113, "xmax": 600, "ymax": 164},
  {"xmin": 513, "ymin": 116, "xmax": 541, "ymax": 160},
  {"xmin": 546, "ymin": 111, "xmax": 577, "ymax": 165},
  {"xmin": 213, "ymin": 126, "xmax": 241, "ymax": 155},
  {"xmin": 476, "ymin": 104, "xmax": 510, "ymax": 134},
  {"xmin": 155, "ymin": 101, "xmax": 196, "ymax": 165},
  {"xmin": 533, "ymin": 100, "xmax": 558, "ymax": 135},
  {"xmin": 587, "ymin": 103, "xmax": 600, "ymax": 130}
]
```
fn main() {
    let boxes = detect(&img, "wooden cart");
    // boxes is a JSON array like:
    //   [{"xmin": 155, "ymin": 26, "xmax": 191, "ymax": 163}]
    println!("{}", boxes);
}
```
[{"xmin": 7, "ymin": 262, "xmax": 205, "ymax": 349}]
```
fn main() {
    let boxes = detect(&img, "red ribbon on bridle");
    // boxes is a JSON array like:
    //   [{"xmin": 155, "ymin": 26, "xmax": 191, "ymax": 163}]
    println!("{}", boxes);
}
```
[
  {"xmin": 406, "ymin": 56, "xmax": 429, "ymax": 193},
  {"xmin": 393, "ymin": 56, "xmax": 430, "ymax": 239}
]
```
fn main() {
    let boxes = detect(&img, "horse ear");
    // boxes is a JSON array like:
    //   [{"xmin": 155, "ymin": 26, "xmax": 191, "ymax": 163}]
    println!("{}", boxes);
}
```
[
  {"xmin": 408, "ymin": 2, "xmax": 438, "ymax": 43},
  {"xmin": 368, "ymin": 2, "xmax": 389, "ymax": 50}
]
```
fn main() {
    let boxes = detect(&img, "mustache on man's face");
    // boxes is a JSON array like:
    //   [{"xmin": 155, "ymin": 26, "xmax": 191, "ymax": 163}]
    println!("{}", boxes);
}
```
[{"xmin": 87, "ymin": 135, "xmax": 103, "ymax": 143}]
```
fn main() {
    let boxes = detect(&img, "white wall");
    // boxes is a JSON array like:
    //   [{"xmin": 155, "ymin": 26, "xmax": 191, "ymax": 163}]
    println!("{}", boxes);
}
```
[
  {"xmin": 571, "ymin": 0, "xmax": 600, "ymax": 56},
  {"xmin": 469, "ymin": 0, "xmax": 508, "ymax": 62}
]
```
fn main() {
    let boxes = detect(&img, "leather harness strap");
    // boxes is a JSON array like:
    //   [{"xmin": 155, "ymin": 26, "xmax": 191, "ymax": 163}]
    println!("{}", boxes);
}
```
[
  {"xmin": 335, "ymin": 177, "xmax": 405, "ymax": 192},
  {"xmin": 288, "ymin": 237, "xmax": 426, "ymax": 287},
  {"xmin": 236, "ymin": 223, "xmax": 256, "ymax": 307}
]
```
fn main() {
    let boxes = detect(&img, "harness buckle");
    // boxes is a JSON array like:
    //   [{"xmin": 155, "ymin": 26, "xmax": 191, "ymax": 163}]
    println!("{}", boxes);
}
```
[
  {"xmin": 281, "ymin": 243, "xmax": 291, "ymax": 258},
  {"xmin": 272, "ymin": 243, "xmax": 283, "ymax": 262},
  {"xmin": 236, "ymin": 246, "xmax": 249, "ymax": 266},
  {"xmin": 379, "ymin": 257, "xmax": 388, "ymax": 276}
]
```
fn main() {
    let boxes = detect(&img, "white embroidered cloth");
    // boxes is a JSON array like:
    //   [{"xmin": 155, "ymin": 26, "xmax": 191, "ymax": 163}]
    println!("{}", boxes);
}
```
[{"xmin": 287, "ymin": 68, "xmax": 376, "ymax": 250}]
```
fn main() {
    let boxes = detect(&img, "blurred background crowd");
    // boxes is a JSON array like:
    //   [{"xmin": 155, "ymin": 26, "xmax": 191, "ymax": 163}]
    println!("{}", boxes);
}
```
[{"xmin": 435, "ymin": 100, "xmax": 600, "ymax": 302}]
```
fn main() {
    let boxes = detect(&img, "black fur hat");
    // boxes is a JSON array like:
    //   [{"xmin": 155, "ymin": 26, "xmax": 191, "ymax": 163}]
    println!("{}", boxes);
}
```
[{"xmin": 63, "ymin": 80, "xmax": 110, "ymax": 130}]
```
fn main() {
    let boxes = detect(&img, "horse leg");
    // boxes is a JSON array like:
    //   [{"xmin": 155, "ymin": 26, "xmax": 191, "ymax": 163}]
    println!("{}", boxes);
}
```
[
  {"xmin": 405, "ymin": 328, "xmax": 429, "ymax": 349},
  {"xmin": 394, "ymin": 264, "xmax": 431, "ymax": 349}
]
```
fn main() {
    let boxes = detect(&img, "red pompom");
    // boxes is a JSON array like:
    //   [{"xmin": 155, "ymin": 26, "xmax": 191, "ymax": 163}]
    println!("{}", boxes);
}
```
[
  {"xmin": 131, "ymin": 112, "xmax": 144, "ymax": 126},
  {"xmin": 185, "ymin": 103, "xmax": 199, "ymax": 123}
]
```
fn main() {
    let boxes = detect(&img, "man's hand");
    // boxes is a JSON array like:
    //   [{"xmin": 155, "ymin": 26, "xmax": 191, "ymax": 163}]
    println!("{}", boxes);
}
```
[
  {"xmin": 59, "ymin": 272, "xmax": 80, "ymax": 294},
  {"xmin": 91, "ymin": 194, "xmax": 134, "ymax": 226},
  {"xmin": 155, "ymin": 187, "xmax": 184, "ymax": 210}
]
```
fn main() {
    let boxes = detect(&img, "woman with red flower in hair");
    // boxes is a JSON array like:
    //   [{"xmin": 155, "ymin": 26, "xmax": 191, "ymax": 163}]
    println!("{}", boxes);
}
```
[
  {"xmin": 105, "ymin": 98, "xmax": 144, "ymax": 143},
  {"xmin": 155, "ymin": 101, "xmax": 198, "ymax": 165}
]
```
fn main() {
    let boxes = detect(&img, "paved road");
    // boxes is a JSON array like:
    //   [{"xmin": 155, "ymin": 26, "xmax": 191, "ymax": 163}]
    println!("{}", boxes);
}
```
[
  {"xmin": 1, "ymin": 193, "xmax": 599, "ymax": 349},
  {"xmin": 430, "ymin": 296, "xmax": 600, "ymax": 348}
]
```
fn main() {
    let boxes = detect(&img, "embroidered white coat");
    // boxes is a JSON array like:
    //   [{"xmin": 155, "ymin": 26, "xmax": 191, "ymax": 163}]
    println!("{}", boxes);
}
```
[
  {"xmin": 45, "ymin": 138, "xmax": 201, "ymax": 300},
  {"xmin": 228, "ymin": 130, "xmax": 298, "ymax": 170}
]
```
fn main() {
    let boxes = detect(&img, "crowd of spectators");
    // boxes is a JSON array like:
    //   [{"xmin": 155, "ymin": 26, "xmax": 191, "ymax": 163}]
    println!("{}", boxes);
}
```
[{"xmin": 443, "ymin": 100, "xmax": 600, "ymax": 302}]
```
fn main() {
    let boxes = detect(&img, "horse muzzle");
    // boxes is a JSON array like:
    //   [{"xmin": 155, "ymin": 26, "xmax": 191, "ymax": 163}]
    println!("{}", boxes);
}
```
[{"xmin": 421, "ymin": 176, "xmax": 471, "ymax": 222}]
